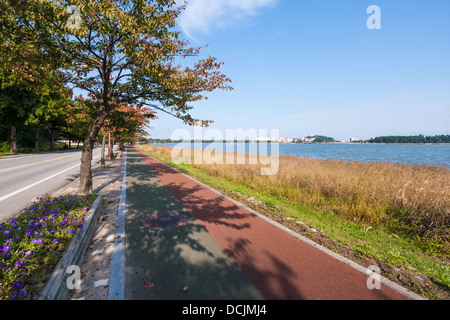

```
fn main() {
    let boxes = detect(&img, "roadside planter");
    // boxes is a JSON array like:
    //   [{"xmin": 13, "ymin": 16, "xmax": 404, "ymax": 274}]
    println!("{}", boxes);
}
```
[{"xmin": 0, "ymin": 192, "xmax": 103, "ymax": 300}]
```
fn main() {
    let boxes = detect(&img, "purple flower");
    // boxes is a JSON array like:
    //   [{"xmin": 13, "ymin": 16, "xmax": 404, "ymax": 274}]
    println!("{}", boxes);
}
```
[
  {"xmin": 69, "ymin": 229, "xmax": 74, "ymax": 234},
  {"xmin": 32, "ymin": 238, "xmax": 43, "ymax": 245},
  {"xmin": 13, "ymin": 281, "xmax": 22, "ymax": 289},
  {"xmin": 11, "ymin": 294, "xmax": 18, "ymax": 300},
  {"xmin": 49, "ymin": 229, "xmax": 55, "ymax": 234},
  {"xmin": 3, "ymin": 230, "xmax": 10, "ymax": 235},
  {"xmin": 20, "ymin": 290, "xmax": 26, "ymax": 296},
  {"xmin": 52, "ymin": 239, "xmax": 59, "ymax": 244},
  {"xmin": 26, "ymin": 229, "xmax": 32, "ymax": 236},
  {"xmin": 1, "ymin": 245, "xmax": 11, "ymax": 252},
  {"xmin": 82, "ymin": 207, "xmax": 87, "ymax": 211},
  {"xmin": 78, "ymin": 224, "xmax": 83, "ymax": 229},
  {"xmin": 15, "ymin": 261, "xmax": 24, "ymax": 268}
]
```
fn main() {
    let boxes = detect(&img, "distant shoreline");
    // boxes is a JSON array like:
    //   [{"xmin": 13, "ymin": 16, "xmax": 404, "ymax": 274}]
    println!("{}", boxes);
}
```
[
  {"xmin": 147, "ymin": 142, "xmax": 449, "ymax": 167},
  {"xmin": 150, "ymin": 141, "xmax": 450, "ymax": 145}
]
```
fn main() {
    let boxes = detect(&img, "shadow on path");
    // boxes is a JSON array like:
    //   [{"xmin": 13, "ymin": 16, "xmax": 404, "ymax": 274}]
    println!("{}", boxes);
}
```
[{"xmin": 124, "ymin": 150, "xmax": 263, "ymax": 300}]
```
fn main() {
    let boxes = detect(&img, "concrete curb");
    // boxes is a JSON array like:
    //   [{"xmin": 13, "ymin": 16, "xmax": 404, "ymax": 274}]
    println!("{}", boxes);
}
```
[
  {"xmin": 145, "ymin": 151, "xmax": 426, "ymax": 301},
  {"xmin": 38, "ymin": 193, "xmax": 105, "ymax": 300}
]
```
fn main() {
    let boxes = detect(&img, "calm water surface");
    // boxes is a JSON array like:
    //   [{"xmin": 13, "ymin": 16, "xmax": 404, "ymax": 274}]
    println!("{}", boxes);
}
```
[{"xmin": 154, "ymin": 143, "xmax": 450, "ymax": 167}]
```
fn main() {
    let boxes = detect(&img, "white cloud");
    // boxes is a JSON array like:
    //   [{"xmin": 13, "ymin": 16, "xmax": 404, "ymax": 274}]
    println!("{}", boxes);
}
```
[{"xmin": 178, "ymin": 0, "xmax": 277, "ymax": 39}]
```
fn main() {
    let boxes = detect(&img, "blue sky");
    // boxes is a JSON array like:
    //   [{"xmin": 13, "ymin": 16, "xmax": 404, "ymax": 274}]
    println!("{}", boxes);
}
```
[{"xmin": 148, "ymin": 0, "xmax": 450, "ymax": 141}]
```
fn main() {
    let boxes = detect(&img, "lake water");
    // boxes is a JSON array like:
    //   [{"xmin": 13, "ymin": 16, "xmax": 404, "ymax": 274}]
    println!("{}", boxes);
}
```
[{"xmin": 153, "ymin": 143, "xmax": 450, "ymax": 167}]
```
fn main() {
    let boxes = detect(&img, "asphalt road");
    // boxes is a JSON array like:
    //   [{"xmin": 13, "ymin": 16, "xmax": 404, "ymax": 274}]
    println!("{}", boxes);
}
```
[{"xmin": 0, "ymin": 146, "xmax": 107, "ymax": 223}]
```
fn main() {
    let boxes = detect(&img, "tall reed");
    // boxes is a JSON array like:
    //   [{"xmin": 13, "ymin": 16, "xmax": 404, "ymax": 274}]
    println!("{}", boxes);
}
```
[{"xmin": 141, "ymin": 144, "xmax": 450, "ymax": 244}]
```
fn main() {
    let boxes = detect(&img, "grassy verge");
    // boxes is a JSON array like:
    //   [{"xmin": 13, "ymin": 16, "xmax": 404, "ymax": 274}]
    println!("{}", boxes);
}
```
[
  {"xmin": 0, "ymin": 142, "xmax": 82, "ymax": 157},
  {"xmin": 0, "ymin": 193, "xmax": 96, "ymax": 300},
  {"xmin": 139, "ymin": 144, "xmax": 449, "ymax": 300}
]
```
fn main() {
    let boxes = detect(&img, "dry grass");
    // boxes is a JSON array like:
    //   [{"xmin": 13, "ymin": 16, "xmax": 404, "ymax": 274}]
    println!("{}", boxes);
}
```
[{"xmin": 141, "ymin": 144, "xmax": 450, "ymax": 244}]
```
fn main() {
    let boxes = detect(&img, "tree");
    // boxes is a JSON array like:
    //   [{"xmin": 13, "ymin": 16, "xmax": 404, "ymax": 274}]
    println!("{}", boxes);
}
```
[
  {"xmin": 367, "ymin": 135, "xmax": 450, "ymax": 144},
  {"xmin": 64, "ymin": 97, "xmax": 95, "ymax": 148},
  {"xmin": 1, "ymin": 0, "xmax": 232, "ymax": 194},
  {"xmin": 108, "ymin": 104, "xmax": 156, "ymax": 146},
  {"xmin": 25, "ymin": 79, "xmax": 71, "ymax": 152},
  {"xmin": 0, "ymin": 70, "xmax": 37, "ymax": 153}
]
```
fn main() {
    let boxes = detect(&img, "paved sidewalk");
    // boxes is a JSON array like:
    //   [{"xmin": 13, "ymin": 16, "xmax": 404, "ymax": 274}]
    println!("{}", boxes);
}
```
[
  {"xmin": 65, "ymin": 146, "xmax": 422, "ymax": 300},
  {"xmin": 63, "ymin": 156, "xmax": 125, "ymax": 300}
]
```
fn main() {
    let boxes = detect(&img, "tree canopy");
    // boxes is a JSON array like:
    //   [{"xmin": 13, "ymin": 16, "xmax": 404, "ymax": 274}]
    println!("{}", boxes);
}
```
[
  {"xmin": 0, "ymin": 0, "xmax": 233, "ymax": 193},
  {"xmin": 367, "ymin": 135, "xmax": 450, "ymax": 144}
]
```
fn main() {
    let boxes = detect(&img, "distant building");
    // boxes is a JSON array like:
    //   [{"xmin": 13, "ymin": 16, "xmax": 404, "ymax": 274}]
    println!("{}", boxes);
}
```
[
  {"xmin": 300, "ymin": 137, "xmax": 316, "ymax": 143},
  {"xmin": 350, "ymin": 137, "xmax": 359, "ymax": 142}
]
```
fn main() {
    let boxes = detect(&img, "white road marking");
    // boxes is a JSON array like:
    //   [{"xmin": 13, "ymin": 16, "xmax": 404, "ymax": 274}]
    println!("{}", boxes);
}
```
[{"xmin": 0, "ymin": 154, "xmax": 101, "ymax": 203}]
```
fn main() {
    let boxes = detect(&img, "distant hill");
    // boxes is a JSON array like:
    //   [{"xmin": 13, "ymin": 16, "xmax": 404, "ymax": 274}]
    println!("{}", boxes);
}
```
[{"xmin": 305, "ymin": 135, "xmax": 335, "ymax": 143}]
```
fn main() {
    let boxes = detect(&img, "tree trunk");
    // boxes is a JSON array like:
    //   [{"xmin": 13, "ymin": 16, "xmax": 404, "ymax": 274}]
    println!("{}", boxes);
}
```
[
  {"xmin": 50, "ymin": 127, "xmax": 55, "ymax": 151},
  {"xmin": 101, "ymin": 131, "xmax": 107, "ymax": 168},
  {"xmin": 10, "ymin": 125, "xmax": 17, "ymax": 154},
  {"xmin": 108, "ymin": 130, "xmax": 111, "ymax": 161},
  {"xmin": 34, "ymin": 126, "xmax": 40, "ymax": 153},
  {"xmin": 111, "ymin": 135, "xmax": 115, "ymax": 159},
  {"xmin": 79, "ymin": 109, "xmax": 110, "ymax": 194}
]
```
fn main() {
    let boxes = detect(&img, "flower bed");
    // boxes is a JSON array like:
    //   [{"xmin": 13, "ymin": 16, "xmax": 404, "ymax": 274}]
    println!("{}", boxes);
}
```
[{"xmin": 0, "ymin": 193, "xmax": 96, "ymax": 300}]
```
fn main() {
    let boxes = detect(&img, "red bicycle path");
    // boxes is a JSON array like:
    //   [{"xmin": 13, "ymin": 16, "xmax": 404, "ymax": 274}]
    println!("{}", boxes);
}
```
[{"xmin": 133, "ymin": 147, "xmax": 414, "ymax": 300}]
